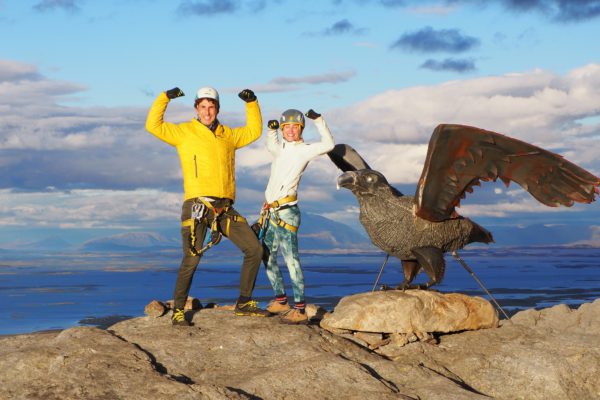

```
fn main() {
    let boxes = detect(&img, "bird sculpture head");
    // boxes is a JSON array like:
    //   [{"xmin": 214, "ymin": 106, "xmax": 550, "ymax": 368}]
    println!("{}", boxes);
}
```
[{"xmin": 337, "ymin": 170, "xmax": 403, "ymax": 198}]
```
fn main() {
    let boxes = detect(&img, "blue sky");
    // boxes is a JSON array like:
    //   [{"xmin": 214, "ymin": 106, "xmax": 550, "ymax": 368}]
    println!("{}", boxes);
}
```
[{"xmin": 1, "ymin": 0, "xmax": 600, "ymax": 246}]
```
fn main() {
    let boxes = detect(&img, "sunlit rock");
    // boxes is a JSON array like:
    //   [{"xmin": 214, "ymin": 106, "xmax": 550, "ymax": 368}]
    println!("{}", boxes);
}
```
[
  {"xmin": 1, "ymin": 298, "xmax": 599, "ymax": 399},
  {"xmin": 511, "ymin": 298, "xmax": 600, "ymax": 334},
  {"xmin": 320, "ymin": 290, "xmax": 499, "ymax": 352},
  {"xmin": 144, "ymin": 300, "xmax": 167, "ymax": 318}
]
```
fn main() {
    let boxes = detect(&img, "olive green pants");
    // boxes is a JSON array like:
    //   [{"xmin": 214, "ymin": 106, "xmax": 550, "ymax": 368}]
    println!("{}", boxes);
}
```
[{"xmin": 173, "ymin": 198, "xmax": 263, "ymax": 310}]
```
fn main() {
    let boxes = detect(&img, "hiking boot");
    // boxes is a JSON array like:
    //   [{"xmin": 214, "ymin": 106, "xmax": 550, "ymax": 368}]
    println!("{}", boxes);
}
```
[
  {"xmin": 234, "ymin": 300, "xmax": 272, "ymax": 317},
  {"xmin": 266, "ymin": 299, "xmax": 291, "ymax": 314},
  {"xmin": 171, "ymin": 308, "xmax": 191, "ymax": 326},
  {"xmin": 280, "ymin": 308, "xmax": 308, "ymax": 325}
]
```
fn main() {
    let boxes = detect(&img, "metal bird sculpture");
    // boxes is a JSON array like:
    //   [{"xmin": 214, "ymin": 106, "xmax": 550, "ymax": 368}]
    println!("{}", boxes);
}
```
[{"xmin": 329, "ymin": 124, "xmax": 600, "ymax": 290}]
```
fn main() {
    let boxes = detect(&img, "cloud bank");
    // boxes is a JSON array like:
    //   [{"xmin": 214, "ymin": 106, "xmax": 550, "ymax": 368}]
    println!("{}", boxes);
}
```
[
  {"xmin": 33, "ymin": 0, "xmax": 81, "ymax": 13},
  {"xmin": 328, "ymin": 63, "xmax": 600, "ymax": 183},
  {"xmin": 391, "ymin": 26, "xmax": 480, "ymax": 53},
  {"xmin": 420, "ymin": 58, "xmax": 476, "ymax": 73},
  {"xmin": 251, "ymin": 71, "xmax": 357, "ymax": 93},
  {"xmin": 1, "ymin": 58, "xmax": 599, "ymax": 241}
]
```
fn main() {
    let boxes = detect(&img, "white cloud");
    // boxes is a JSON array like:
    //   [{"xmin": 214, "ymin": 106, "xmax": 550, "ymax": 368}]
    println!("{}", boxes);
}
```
[
  {"xmin": 246, "ymin": 83, "xmax": 302, "ymax": 93},
  {"xmin": 236, "ymin": 140, "xmax": 271, "ymax": 168},
  {"xmin": 0, "ymin": 60, "xmax": 86, "ymax": 106},
  {"xmin": 321, "ymin": 206, "xmax": 362, "ymax": 227},
  {"xmin": 1, "ymin": 59, "xmax": 598, "ymax": 240},
  {"xmin": 361, "ymin": 143, "xmax": 428, "ymax": 183},
  {"xmin": 459, "ymin": 197, "xmax": 587, "ymax": 218},
  {"xmin": 0, "ymin": 188, "xmax": 181, "ymax": 229},
  {"xmin": 296, "ymin": 185, "xmax": 335, "ymax": 202},
  {"xmin": 408, "ymin": 5, "xmax": 456, "ymax": 15},
  {"xmin": 235, "ymin": 187, "xmax": 266, "ymax": 210},
  {"xmin": 0, "ymin": 60, "xmax": 40, "ymax": 81},
  {"xmin": 246, "ymin": 71, "xmax": 356, "ymax": 94},
  {"xmin": 327, "ymin": 64, "xmax": 600, "ymax": 183}
]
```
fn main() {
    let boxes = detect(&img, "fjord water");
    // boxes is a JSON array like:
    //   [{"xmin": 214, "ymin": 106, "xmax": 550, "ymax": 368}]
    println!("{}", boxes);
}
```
[{"xmin": 1, "ymin": 246, "xmax": 599, "ymax": 335}]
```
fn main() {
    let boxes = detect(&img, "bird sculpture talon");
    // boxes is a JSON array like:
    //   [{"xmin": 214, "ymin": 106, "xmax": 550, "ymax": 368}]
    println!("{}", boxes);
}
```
[
  {"xmin": 395, "ymin": 282, "xmax": 427, "ymax": 291},
  {"xmin": 418, "ymin": 280, "xmax": 437, "ymax": 290}
]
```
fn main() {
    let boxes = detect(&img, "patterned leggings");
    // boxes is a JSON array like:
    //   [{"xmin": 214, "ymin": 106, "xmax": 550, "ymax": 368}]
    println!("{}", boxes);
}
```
[{"xmin": 263, "ymin": 205, "xmax": 304, "ymax": 304}]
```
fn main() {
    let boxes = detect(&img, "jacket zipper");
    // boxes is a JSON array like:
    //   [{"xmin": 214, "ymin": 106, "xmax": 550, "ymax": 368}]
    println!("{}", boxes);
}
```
[{"xmin": 194, "ymin": 155, "xmax": 198, "ymax": 178}]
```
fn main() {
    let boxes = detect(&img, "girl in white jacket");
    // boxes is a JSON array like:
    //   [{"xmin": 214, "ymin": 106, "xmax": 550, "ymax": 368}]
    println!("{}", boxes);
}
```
[{"xmin": 261, "ymin": 109, "xmax": 335, "ymax": 324}]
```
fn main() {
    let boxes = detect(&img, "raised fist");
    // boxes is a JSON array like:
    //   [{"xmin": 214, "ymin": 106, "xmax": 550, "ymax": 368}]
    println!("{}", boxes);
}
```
[
  {"xmin": 238, "ymin": 89, "xmax": 257, "ymax": 103},
  {"xmin": 305, "ymin": 109, "xmax": 321, "ymax": 120},
  {"xmin": 268, "ymin": 120, "xmax": 279, "ymax": 130},
  {"xmin": 166, "ymin": 87, "xmax": 185, "ymax": 99}
]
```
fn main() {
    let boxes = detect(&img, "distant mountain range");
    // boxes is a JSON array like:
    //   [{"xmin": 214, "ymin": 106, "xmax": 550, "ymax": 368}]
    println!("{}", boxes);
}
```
[
  {"xmin": 74, "ymin": 213, "xmax": 372, "ymax": 251},
  {"xmin": 483, "ymin": 223, "xmax": 600, "ymax": 247},
  {"xmin": 81, "ymin": 212, "xmax": 374, "ymax": 253},
  {"xmin": 0, "ymin": 236, "xmax": 74, "ymax": 252},
  {"xmin": 1, "ymin": 214, "xmax": 598, "ymax": 253},
  {"xmin": 79, "ymin": 232, "xmax": 179, "ymax": 252}
]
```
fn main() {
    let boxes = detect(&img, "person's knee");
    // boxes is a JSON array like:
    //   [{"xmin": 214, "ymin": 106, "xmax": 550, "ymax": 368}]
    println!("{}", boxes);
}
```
[
  {"xmin": 241, "ymin": 237, "xmax": 262, "ymax": 257},
  {"xmin": 254, "ymin": 241, "xmax": 263, "ymax": 259},
  {"xmin": 180, "ymin": 255, "xmax": 200, "ymax": 270}
]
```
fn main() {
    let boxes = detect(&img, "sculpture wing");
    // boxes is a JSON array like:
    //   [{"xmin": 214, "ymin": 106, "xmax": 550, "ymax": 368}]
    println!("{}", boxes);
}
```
[
  {"xmin": 416, "ymin": 124, "xmax": 600, "ymax": 222},
  {"xmin": 328, "ymin": 144, "xmax": 371, "ymax": 172}
]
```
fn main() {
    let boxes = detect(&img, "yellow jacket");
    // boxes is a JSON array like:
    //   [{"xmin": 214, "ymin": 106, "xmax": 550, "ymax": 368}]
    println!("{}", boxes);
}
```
[{"xmin": 145, "ymin": 92, "xmax": 262, "ymax": 201}]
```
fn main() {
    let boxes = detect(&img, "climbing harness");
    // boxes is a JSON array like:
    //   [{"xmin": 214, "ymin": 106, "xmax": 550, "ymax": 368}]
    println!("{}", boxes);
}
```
[
  {"xmin": 266, "ymin": 194, "xmax": 297, "ymax": 210},
  {"xmin": 255, "ymin": 209, "xmax": 270, "ymax": 241},
  {"xmin": 256, "ymin": 195, "xmax": 299, "ymax": 240},
  {"xmin": 181, "ymin": 197, "xmax": 246, "ymax": 256}
]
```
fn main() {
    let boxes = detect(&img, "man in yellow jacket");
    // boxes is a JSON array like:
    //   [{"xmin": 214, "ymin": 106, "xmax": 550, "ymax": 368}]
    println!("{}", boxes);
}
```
[{"xmin": 146, "ymin": 86, "xmax": 270, "ymax": 326}]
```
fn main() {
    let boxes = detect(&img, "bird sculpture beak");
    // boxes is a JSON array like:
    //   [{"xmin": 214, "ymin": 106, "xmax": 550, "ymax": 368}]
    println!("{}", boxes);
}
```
[{"xmin": 337, "ymin": 171, "xmax": 357, "ymax": 189}]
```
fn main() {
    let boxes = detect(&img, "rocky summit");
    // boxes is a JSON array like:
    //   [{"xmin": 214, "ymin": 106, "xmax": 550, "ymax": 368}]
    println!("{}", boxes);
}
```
[{"xmin": 1, "ymin": 292, "xmax": 599, "ymax": 399}]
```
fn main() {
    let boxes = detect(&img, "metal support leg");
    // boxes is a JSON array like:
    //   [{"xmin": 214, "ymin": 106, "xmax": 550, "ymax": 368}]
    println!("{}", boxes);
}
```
[
  {"xmin": 372, "ymin": 254, "xmax": 390, "ymax": 292},
  {"xmin": 452, "ymin": 251, "xmax": 512, "ymax": 323}
]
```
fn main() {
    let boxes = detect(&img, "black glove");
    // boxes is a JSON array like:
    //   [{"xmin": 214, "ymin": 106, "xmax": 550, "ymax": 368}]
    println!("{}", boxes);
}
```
[
  {"xmin": 165, "ymin": 87, "xmax": 185, "ymax": 99},
  {"xmin": 305, "ymin": 109, "xmax": 321, "ymax": 120},
  {"xmin": 268, "ymin": 120, "xmax": 279, "ymax": 130},
  {"xmin": 238, "ymin": 89, "xmax": 256, "ymax": 103}
]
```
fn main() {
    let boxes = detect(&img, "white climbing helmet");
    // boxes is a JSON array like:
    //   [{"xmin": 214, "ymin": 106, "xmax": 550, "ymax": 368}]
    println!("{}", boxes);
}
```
[{"xmin": 195, "ymin": 87, "xmax": 220, "ymax": 103}]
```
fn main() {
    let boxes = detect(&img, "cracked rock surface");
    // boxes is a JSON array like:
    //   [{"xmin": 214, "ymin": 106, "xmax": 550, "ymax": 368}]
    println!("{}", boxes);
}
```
[{"xmin": 1, "ymin": 297, "xmax": 599, "ymax": 399}]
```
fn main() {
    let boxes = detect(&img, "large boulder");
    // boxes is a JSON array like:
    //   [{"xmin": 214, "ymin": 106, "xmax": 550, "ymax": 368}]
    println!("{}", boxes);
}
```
[{"xmin": 320, "ymin": 290, "xmax": 498, "ymax": 354}]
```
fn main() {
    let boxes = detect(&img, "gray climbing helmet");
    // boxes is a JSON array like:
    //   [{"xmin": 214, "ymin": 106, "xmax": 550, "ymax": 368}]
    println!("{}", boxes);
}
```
[{"xmin": 280, "ymin": 109, "xmax": 305, "ymax": 128}]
